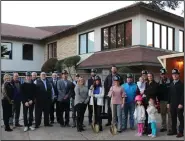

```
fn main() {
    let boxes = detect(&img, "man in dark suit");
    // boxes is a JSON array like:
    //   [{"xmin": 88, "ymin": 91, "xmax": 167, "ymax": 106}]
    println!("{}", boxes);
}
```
[
  {"xmin": 104, "ymin": 65, "xmax": 123, "ymax": 126},
  {"xmin": 49, "ymin": 72, "xmax": 59, "ymax": 124},
  {"xmin": 57, "ymin": 70, "xmax": 73, "ymax": 127},
  {"xmin": 34, "ymin": 72, "xmax": 54, "ymax": 128}
]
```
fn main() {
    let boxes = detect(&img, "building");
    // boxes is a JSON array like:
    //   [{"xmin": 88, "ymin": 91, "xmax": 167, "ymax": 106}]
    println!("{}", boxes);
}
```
[{"xmin": 1, "ymin": 2, "xmax": 184, "ymax": 78}]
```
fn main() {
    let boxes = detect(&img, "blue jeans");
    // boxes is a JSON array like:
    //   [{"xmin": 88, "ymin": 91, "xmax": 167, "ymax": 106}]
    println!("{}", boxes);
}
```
[
  {"xmin": 151, "ymin": 122, "xmax": 157, "ymax": 136},
  {"xmin": 112, "ymin": 104, "xmax": 122, "ymax": 131},
  {"xmin": 122, "ymin": 102, "xmax": 135, "ymax": 129}
]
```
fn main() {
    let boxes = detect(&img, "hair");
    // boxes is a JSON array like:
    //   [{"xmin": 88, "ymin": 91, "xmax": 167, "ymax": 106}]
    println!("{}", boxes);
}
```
[
  {"xmin": 93, "ymin": 79, "xmax": 102, "ymax": 89},
  {"xmin": 78, "ymin": 77, "xmax": 85, "ymax": 86},
  {"xmin": 139, "ymin": 76, "xmax": 144, "ymax": 81},
  {"xmin": 147, "ymin": 72, "xmax": 154, "ymax": 78},
  {"xmin": 32, "ymin": 72, "xmax": 37, "ymax": 76},
  {"xmin": 111, "ymin": 64, "xmax": 116, "ymax": 68},
  {"xmin": 136, "ymin": 100, "xmax": 143, "ymax": 106},
  {"xmin": 3, "ymin": 74, "xmax": 12, "ymax": 82}
]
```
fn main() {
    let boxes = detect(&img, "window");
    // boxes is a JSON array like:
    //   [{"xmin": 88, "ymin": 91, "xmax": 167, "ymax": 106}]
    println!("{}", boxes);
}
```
[
  {"xmin": 147, "ymin": 20, "xmax": 175, "ymax": 50},
  {"xmin": 22, "ymin": 44, "xmax": 33, "ymax": 60},
  {"xmin": 1, "ymin": 42, "xmax": 12, "ymax": 59},
  {"xmin": 47, "ymin": 42, "xmax": 57, "ymax": 59},
  {"xmin": 79, "ymin": 31, "xmax": 94, "ymax": 54},
  {"xmin": 102, "ymin": 20, "xmax": 132, "ymax": 50},
  {"xmin": 179, "ymin": 30, "xmax": 184, "ymax": 52}
]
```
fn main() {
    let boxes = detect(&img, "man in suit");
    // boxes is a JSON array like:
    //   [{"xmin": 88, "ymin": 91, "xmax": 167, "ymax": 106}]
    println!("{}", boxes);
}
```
[
  {"xmin": 34, "ymin": 72, "xmax": 54, "ymax": 128},
  {"xmin": 49, "ymin": 72, "xmax": 59, "ymax": 124},
  {"xmin": 57, "ymin": 70, "xmax": 73, "ymax": 127}
]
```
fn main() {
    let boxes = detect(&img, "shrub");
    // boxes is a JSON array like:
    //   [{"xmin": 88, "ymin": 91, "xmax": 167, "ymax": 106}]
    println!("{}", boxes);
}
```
[{"xmin": 41, "ymin": 58, "xmax": 58, "ymax": 73}]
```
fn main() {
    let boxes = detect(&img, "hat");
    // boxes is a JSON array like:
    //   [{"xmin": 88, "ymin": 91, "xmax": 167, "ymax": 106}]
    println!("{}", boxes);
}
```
[
  {"xmin": 76, "ymin": 74, "xmax": 80, "ymax": 77},
  {"xmin": 91, "ymin": 69, "xmax": 97, "ymax": 73},
  {"xmin": 141, "ymin": 70, "xmax": 148, "ymax": 74},
  {"xmin": 113, "ymin": 75, "xmax": 120, "ymax": 81},
  {"xmin": 25, "ymin": 72, "xmax": 31, "ymax": 76},
  {"xmin": 127, "ymin": 73, "xmax": 133, "ymax": 78},
  {"xmin": 61, "ymin": 70, "xmax": 68, "ymax": 74},
  {"xmin": 172, "ymin": 68, "xmax": 180, "ymax": 74},
  {"xmin": 95, "ymin": 75, "xmax": 101, "ymax": 80},
  {"xmin": 135, "ymin": 95, "xmax": 142, "ymax": 102},
  {"xmin": 160, "ymin": 68, "xmax": 167, "ymax": 74}
]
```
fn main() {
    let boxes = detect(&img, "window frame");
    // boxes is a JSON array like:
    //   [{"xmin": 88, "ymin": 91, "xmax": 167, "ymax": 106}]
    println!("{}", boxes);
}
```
[
  {"xmin": 47, "ymin": 42, "xmax": 57, "ymax": 59},
  {"xmin": 22, "ymin": 44, "xmax": 33, "ymax": 61},
  {"xmin": 1, "ymin": 42, "xmax": 13, "ymax": 60},
  {"xmin": 78, "ymin": 30, "xmax": 94, "ymax": 55},
  {"xmin": 179, "ymin": 30, "xmax": 184, "ymax": 52},
  {"xmin": 147, "ymin": 20, "xmax": 175, "ymax": 51},
  {"xmin": 101, "ymin": 20, "xmax": 132, "ymax": 51}
]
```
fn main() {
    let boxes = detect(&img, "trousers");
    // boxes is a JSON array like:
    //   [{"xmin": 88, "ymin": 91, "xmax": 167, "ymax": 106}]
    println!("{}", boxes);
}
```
[
  {"xmin": 150, "ymin": 122, "xmax": 157, "ymax": 136},
  {"xmin": 23, "ymin": 103, "xmax": 34, "ymax": 127},
  {"xmin": 137, "ymin": 123, "xmax": 144, "ymax": 134}
]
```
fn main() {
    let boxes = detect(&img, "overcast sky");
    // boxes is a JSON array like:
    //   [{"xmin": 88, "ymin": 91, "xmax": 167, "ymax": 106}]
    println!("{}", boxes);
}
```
[{"xmin": 2, "ymin": 1, "xmax": 184, "ymax": 27}]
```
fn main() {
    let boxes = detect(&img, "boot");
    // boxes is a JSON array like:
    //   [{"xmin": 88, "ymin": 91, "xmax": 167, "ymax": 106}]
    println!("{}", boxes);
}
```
[
  {"xmin": 99, "ymin": 125, "xmax": 103, "ymax": 131},
  {"xmin": 5, "ymin": 126, "xmax": 13, "ymax": 132}
]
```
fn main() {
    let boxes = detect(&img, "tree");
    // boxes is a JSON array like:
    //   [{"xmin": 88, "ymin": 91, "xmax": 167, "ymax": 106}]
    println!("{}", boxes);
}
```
[
  {"xmin": 41, "ymin": 58, "xmax": 58, "ymax": 73},
  {"xmin": 1, "ymin": 45, "xmax": 8, "ymax": 58}
]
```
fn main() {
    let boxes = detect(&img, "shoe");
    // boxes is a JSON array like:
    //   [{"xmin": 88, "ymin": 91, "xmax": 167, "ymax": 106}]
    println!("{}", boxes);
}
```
[
  {"xmin": 29, "ymin": 126, "xmax": 35, "ymax": 131},
  {"xmin": 5, "ymin": 127, "xmax": 13, "ymax": 132},
  {"xmin": 151, "ymin": 135, "xmax": 156, "ymax": 138},
  {"xmin": 50, "ymin": 121, "xmax": 54, "ymax": 124},
  {"xmin": 148, "ymin": 134, "xmax": 152, "ymax": 137},
  {"xmin": 65, "ymin": 124, "xmax": 71, "ymax": 127},
  {"xmin": 105, "ymin": 123, "xmax": 111, "ymax": 126},
  {"xmin": 135, "ymin": 132, "xmax": 140, "ymax": 136},
  {"xmin": 160, "ymin": 128, "xmax": 167, "ymax": 132},
  {"xmin": 24, "ymin": 127, "xmax": 29, "ymax": 132},
  {"xmin": 82, "ymin": 124, "xmax": 86, "ymax": 127},
  {"xmin": 15, "ymin": 123, "xmax": 23, "ymax": 127},
  {"xmin": 176, "ymin": 133, "xmax": 184, "ymax": 138},
  {"xmin": 167, "ymin": 131, "xmax": 177, "ymax": 136},
  {"xmin": 60, "ymin": 124, "xmax": 65, "ymax": 127},
  {"xmin": 138, "ymin": 133, "xmax": 142, "ymax": 137},
  {"xmin": 99, "ymin": 126, "xmax": 103, "ymax": 131},
  {"xmin": 130, "ymin": 127, "xmax": 135, "ymax": 130},
  {"xmin": 118, "ymin": 130, "xmax": 122, "ymax": 133},
  {"xmin": 45, "ymin": 124, "xmax": 53, "ymax": 127},
  {"xmin": 35, "ymin": 125, "xmax": 39, "ymax": 128},
  {"xmin": 122, "ymin": 128, "xmax": 127, "ymax": 132},
  {"xmin": 80, "ymin": 127, "xmax": 85, "ymax": 131},
  {"xmin": 72, "ymin": 124, "xmax": 76, "ymax": 128}
]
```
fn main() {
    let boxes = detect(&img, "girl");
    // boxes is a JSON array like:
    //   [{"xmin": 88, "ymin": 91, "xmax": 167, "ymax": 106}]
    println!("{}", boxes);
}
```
[
  {"xmin": 108, "ymin": 75, "xmax": 126, "ymax": 133},
  {"xmin": 134, "ymin": 95, "xmax": 145, "ymax": 136},
  {"xmin": 74, "ymin": 77, "xmax": 89, "ymax": 132},
  {"xmin": 2, "ymin": 74, "xmax": 14, "ymax": 132},
  {"xmin": 147, "ymin": 98, "xmax": 158, "ymax": 138},
  {"xmin": 89, "ymin": 75, "xmax": 104, "ymax": 131},
  {"xmin": 137, "ymin": 77, "xmax": 146, "ymax": 96}
]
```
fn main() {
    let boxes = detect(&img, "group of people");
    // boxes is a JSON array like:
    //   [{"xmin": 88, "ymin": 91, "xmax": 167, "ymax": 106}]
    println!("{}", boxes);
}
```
[{"xmin": 1, "ymin": 65, "xmax": 184, "ymax": 138}]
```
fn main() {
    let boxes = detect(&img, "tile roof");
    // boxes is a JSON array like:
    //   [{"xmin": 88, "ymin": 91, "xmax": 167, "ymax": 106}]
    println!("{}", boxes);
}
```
[
  {"xmin": 36, "ymin": 25, "xmax": 74, "ymax": 33},
  {"xmin": 1, "ymin": 23, "xmax": 52, "ymax": 40}
]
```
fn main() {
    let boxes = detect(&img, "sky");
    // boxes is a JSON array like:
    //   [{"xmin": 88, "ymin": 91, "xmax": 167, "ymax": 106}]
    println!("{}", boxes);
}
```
[{"xmin": 2, "ymin": 1, "xmax": 184, "ymax": 27}]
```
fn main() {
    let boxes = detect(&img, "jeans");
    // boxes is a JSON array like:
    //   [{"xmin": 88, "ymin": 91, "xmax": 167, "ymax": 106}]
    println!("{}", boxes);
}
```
[
  {"xmin": 112, "ymin": 104, "xmax": 122, "ymax": 131},
  {"xmin": 122, "ymin": 102, "xmax": 135, "ymax": 129},
  {"xmin": 137, "ymin": 123, "xmax": 144, "ymax": 134},
  {"xmin": 23, "ymin": 103, "xmax": 34, "ymax": 127},
  {"xmin": 11, "ymin": 101, "xmax": 21, "ymax": 125},
  {"xmin": 151, "ymin": 122, "xmax": 157, "ymax": 136}
]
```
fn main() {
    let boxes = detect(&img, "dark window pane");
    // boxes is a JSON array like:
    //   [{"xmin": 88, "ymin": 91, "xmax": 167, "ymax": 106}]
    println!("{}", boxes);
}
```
[
  {"xmin": 23, "ymin": 44, "xmax": 33, "ymax": 60},
  {"xmin": 1, "ymin": 42, "xmax": 12, "ymax": 59},
  {"xmin": 103, "ymin": 28, "xmax": 109, "ymax": 49},
  {"xmin": 88, "ymin": 32, "xmax": 94, "ymax": 53},
  {"xmin": 147, "ymin": 21, "xmax": 153, "ymax": 47},
  {"xmin": 79, "ymin": 34, "xmax": 87, "ymax": 54},
  {"xmin": 154, "ymin": 23, "xmax": 160, "ymax": 48},
  {"xmin": 168, "ymin": 28, "xmax": 173, "ymax": 51},
  {"xmin": 125, "ymin": 21, "xmax": 132, "ymax": 46},
  {"xmin": 117, "ymin": 24, "xmax": 124, "ymax": 47},
  {"xmin": 47, "ymin": 42, "xmax": 57, "ymax": 59},
  {"xmin": 161, "ymin": 26, "xmax": 167, "ymax": 49},
  {"xmin": 110, "ymin": 26, "xmax": 116, "ymax": 49},
  {"xmin": 53, "ymin": 42, "xmax": 57, "ymax": 58}
]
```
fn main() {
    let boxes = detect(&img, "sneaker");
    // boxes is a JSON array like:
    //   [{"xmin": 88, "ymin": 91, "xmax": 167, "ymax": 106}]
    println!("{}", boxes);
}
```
[
  {"xmin": 148, "ymin": 134, "xmax": 152, "ymax": 137},
  {"xmin": 29, "ymin": 126, "xmax": 35, "ymax": 131},
  {"xmin": 138, "ymin": 133, "xmax": 142, "ymax": 137},
  {"xmin": 135, "ymin": 132, "xmax": 140, "ymax": 136},
  {"xmin": 151, "ymin": 135, "xmax": 156, "ymax": 138},
  {"xmin": 24, "ymin": 127, "xmax": 29, "ymax": 132}
]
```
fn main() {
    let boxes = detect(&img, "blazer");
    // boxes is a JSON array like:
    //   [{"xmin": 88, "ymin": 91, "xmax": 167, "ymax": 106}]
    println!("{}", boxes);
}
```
[{"xmin": 89, "ymin": 87, "xmax": 104, "ymax": 106}]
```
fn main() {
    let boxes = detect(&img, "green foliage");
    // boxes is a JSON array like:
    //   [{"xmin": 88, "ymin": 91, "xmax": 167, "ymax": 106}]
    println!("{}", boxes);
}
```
[
  {"xmin": 63, "ymin": 55, "xmax": 81, "ymax": 68},
  {"xmin": 41, "ymin": 58, "xmax": 58, "ymax": 73},
  {"xmin": 55, "ymin": 59, "xmax": 65, "ymax": 72},
  {"xmin": 1, "ymin": 45, "xmax": 8, "ymax": 57}
]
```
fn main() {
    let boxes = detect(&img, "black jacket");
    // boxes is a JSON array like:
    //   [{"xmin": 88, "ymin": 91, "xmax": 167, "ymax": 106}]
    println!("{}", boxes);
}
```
[
  {"xmin": 87, "ymin": 77, "xmax": 95, "ymax": 90},
  {"xmin": 20, "ymin": 82, "xmax": 36, "ymax": 104},
  {"xmin": 157, "ymin": 78, "xmax": 172, "ymax": 102},
  {"xmin": 104, "ymin": 73, "xmax": 123, "ymax": 96},
  {"xmin": 168, "ymin": 80, "xmax": 184, "ymax": 107},
  {"xmin": 2, "ymin": 82, "xmax": 14, "ymax": 102},
  {"xmin": 144, "ymin": 80, "xmax": 158, "ymax": 102}
]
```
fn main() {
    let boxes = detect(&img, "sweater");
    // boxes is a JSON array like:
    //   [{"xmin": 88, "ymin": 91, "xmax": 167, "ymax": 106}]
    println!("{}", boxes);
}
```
[
  {"xmin": 134, "ymin": 105, "xmax": 146, "ymax": 123},
  {"xmin": 108, "ymin": 86, "xmax": 125, "ymax": 104},
  {"xmin": 146, "ymin": 104, "xmax": 157, "ymax": 123},
  {"xmin": 74, "ymin": 85, "xmax": 89, "ymax": 106}
]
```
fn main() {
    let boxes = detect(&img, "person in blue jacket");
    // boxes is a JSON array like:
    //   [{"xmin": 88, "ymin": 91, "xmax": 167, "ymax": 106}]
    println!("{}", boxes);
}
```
[{"xmin": 122, "ymin": 73, "xmax": 140, "ymax": 131}]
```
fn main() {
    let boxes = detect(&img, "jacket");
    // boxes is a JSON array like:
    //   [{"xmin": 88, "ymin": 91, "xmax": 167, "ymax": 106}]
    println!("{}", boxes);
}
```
[
  {"xmin": 89, "ymin": 86, "xmax": 104, "ymax": 106},
  {"xmin": 50, "ymin": 79, "xmax": 58, "ymax": 98},
  {"xmin": 144, "ymin": 80, "xmax": 158, "ymax": 102},
  {"xmin": 57, "ymin": 79, "xmax": 73, "ymax": 102},
  {"xmin": 157, "ymin": 78, "xmax": 171, "ymax": 102},
  {"xmin": 87, "ymin": 77, "xmax": 95, "ymax": 90},
  {"xmin": 134, "ymin": 105, "xmax": 146, "ymax": 123},
  {"xmin": 74, "ymin": 85, "xmax": 89, "ymax": 105},
  {"xmin": 2, "ymin": 82, "xmax": 14, "ymax": 102},
  {"xmin": 146, "ymin": 104, "xmax": 158, "ymax": 123},
  {"xmin": 104, "ymin": 73, "xmax": 123, "ymax": 96},
  {"xmin": 168, "ymin": 80, "xmax": 184, "ymax": 107},
  {"xmin": 11, "ymin": 80, "xmax": 22, "ymax": 101}
]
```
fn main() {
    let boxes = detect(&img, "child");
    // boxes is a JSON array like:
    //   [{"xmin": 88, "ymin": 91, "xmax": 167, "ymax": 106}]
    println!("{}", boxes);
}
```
[
  {"xmin": 134, "ymin": 95, "xmax": 146, "ymax": 136},
  {"xmin": 137, "ymin": 77, "xmax": 146, "ymax": 96},
  {"xmin": 146, "ymin": 98, "xmax": 158, "ymax": 138}
]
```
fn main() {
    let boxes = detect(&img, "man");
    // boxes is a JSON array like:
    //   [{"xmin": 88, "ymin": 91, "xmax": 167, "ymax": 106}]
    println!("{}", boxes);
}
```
[
  {"xmin": 104, "ymin": 65, "xmax": 123, "ymax": 126},
  {"xmin": 34, "ymin": 72, "xmax": 53, "ymax": 128},
  {"xmin": 157, "ymin": 68, "xmax": 172, "ymax": 133},
  {"xmin": 31, "ymin": 72, "xmax": 38, "ymax": 82},
  {"xmin": 10, "ymin": 72, "xmax": 22, "ymax": 127},
  {"xmin": 49, "ymin": 72, "xmax": 59, "ymax": 124},
  {"xmin": 57, "ymin": 70, "xmax": 73, "ymax": 127},
  {"xmin": 122, "ymin": 73, "xmax": 139, "ymax": 130},
  {"xmin": 141, "ymin": 70, "xmax": 148, "ymax": 82},
  {"xmin": 86, "ymin": 69, "xmax": 97, "ymax": 125},
  {"xmin": 71, "ymin": 74, "xmax": 80, "ymax": 128},
  {"xmin": 167, "ymin": 69, "xmax": 184, "ymax": 138}
]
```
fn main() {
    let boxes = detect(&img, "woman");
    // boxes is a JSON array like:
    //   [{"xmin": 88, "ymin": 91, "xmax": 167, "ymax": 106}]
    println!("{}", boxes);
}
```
[
  {"xmin": 21, "ymin": 72, "xmax": 37, "ymax": 132},
  {"xmin": 74, "ymin": 77, "xmax": 89, "ymax": 132},
  {"xmin": 89, "ymin": 76, "xmax": 104, "ymax": 131},
  {"xmin": 108, "ymin": 75, "xmax": 126, "ymax": 133},
  {"xmin": 2, "ymin": 74, "xmax": 14, "ymax": 131},
  {"xmin": 143, "ymin": 72, "xmax": 158, "ymax": 135}
]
